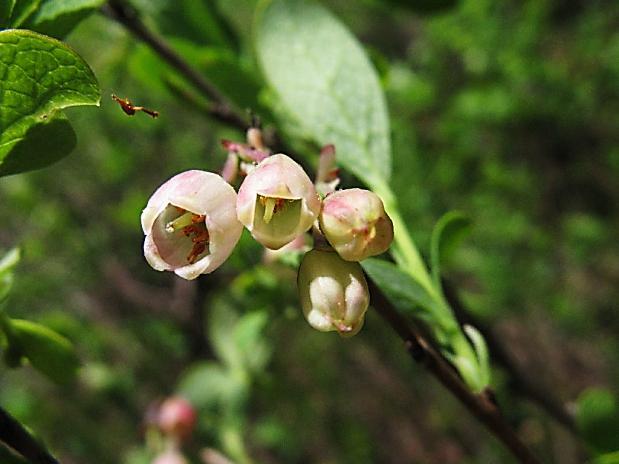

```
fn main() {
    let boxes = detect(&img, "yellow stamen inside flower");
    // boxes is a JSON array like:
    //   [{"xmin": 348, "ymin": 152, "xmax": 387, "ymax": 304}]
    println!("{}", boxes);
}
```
[
  {"xmin": 262, "ymin": 197, "xmax": 277, "ymax": 224},
  {"xmin": 166, "ymin": 211, "xmax": 195, "ymax": 233}
]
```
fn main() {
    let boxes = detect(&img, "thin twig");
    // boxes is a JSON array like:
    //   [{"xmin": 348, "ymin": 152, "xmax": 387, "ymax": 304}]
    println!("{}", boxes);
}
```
[
  {"xmin": 368, "ymin": 279, "xmax": 543, "ymax": 464},
  {"xmin": 102, "ymin": 0, "xmax": 248, "ymax": 130},
  {"xmin": 0, "ymin": 406, "xmax": 59, "ymax": 464},
  {"xmin": 443, "ymin": 280, "xmax": 577, "ymax": 433}
]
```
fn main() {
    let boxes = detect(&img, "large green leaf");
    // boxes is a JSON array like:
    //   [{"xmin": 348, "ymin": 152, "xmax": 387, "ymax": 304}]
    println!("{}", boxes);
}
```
[
  {"xmin": 24, "ymin": 0, "xmax": 105, "ymax": 38},
  {"xmin": 8, "ymin": 318, "xmax": 80, "ymax": 384},
  {"xmin": 255, "ymin": 0, "xmax": 391, "ymax": 187},
  {"xmin": 0, "ymin": 29, "xmax": 99, "ymax": 176}
]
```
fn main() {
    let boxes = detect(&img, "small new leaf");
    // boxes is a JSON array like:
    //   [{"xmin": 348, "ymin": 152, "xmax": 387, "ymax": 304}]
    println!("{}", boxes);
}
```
[{"xmin": 430, "ymin": 211, "xmax": 471, "ymax": 286}]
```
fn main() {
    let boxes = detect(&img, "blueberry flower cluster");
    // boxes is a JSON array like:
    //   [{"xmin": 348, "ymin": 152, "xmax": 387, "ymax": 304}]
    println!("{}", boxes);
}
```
[{"xmin": 141, "ymin": 131, "xmax": 393, "ymax": 336}]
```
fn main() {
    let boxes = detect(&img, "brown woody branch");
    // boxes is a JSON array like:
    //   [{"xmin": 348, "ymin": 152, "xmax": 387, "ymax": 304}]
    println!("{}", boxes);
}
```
[
  {"xmin": 102, "ymin": 0, "xmax": 248, "ymax": 131},
  {"xmin": 0, "ymin": 406, "xmax": 59, "ymax": 464},
  {"xmin": 368, "ymin": 280, "xmax": 543, "ymax": 464},
  {"xmin": 443, "ymin": 280, "xmax": 577, "ymax": 433}
]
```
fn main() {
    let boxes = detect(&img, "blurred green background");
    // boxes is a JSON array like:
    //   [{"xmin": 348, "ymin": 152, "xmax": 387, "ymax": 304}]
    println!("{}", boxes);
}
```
[{"xmin": 1, "ymin": 0, "xmax": 618, "ymax": 462}]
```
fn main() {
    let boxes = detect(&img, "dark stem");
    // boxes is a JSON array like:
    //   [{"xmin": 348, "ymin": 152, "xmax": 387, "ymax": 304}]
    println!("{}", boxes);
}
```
[
  {"xmin": 0, "ymin": 406, "xmax": 59, "ymax": 464},
  {"xmin": 442, "ymin": 279, "xmax": 577, "ymax": 433},
  {"xmin": 368, "ymin": 280, "xmax": 543, "ymax": 464},
  {"xmin": 102, "ymin": 0, "xmax": 248, "ymax": 131}
]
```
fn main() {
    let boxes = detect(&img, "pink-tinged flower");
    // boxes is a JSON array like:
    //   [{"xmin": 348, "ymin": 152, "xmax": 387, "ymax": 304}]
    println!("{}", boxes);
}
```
[
  {"xmin": 319, "ymin": 188, "xmax": 394, "ymax": 261},
  {"xmin": 297, "ymin": 249, "xmax": 370, "ymax": 336},
  {"xmin": 237, "ymin": 154, "xmax": 321, "ymax": 250},
  {"xmin": 158, "ymin": 396, "xmax": 197, "ymax": 441},
  {"xmin": 152, "ymin": 450, "xmax": 188, "ymax": 464},
  {"xmin": 141, "ymin": 170, "xmax": 242, "ymax": 280}
]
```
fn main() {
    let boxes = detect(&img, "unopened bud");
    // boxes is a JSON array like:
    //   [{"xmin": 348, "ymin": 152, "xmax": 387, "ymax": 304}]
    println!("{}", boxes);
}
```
[
  {"xmin": 158, "ymin": 396, "xmax": 197, "ymax": 441},
  {"xmin": 297, "ymin": 249, "xmax": 370, "ymax": 336},
  {"xmin": 319, "ymin": 188, "xmax": 393, "ymax": 261},
  {"xmin": 237, "ymin": 154, "xmax": 321, "ymax": 249}
]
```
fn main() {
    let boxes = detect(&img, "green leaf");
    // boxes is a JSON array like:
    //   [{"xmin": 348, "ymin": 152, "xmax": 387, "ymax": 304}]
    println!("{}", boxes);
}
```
[
  {"xmin": 177, "ymin": 361, "xmax": 245, "ymax": 410},
  {"xmin": 593, "ymin": 451, "xmax": 619, "ymax": 464},
  {"xmin": 209, "ymin": 305, "xmax": 270, "ymax": 375},
  {"xmin": 255, "ymin": 0, "xmax": 391, "ymax": 187},
  {"xmin": 233, "ymin": 310, "xmax": 271, "ymax": 373},
  {"xmin": 463, "ymin": 324, "xmax": 490, "ymax": 387},
  {"xmin": 0, "ymin": 114, "xmax": 76, "ymax": 177},
  {"xmin": 8, "ymin": 0, "xmax": 40, "ymax": 28},
  {"xmin": 0, "ymin": 29, "xmax": 100, "ymax": 176},
  {"xmin": 0, "ymin": 1, "xmax": 17, "ymax": 28},
  {"xmin": 430, "ymin": 211, "xmax": 471, "ymax": 285},
  {"xmin": 8, "ymin": 318, "xmax": 80, "ymax": 384},
  {"xmin": 25, "ymin": 0, "xmax": 105, "ymax": 39},
  {"xmin": 362, "ymin": 258, "xmax": 444, "ymax": 325},
  {"xmin": 576, "ymin": 388, "xmax": 619, "ymax": 454}
]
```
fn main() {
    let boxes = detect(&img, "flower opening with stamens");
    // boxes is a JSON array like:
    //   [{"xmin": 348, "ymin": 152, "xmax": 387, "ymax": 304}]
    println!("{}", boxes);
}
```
[
  {"xmin": 141, "ymin": 170, "xmax": 242, "ymax": 280},
  {"xmin": 237, "ymin": 154, "xmax": 321, "ymax": 249}
]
